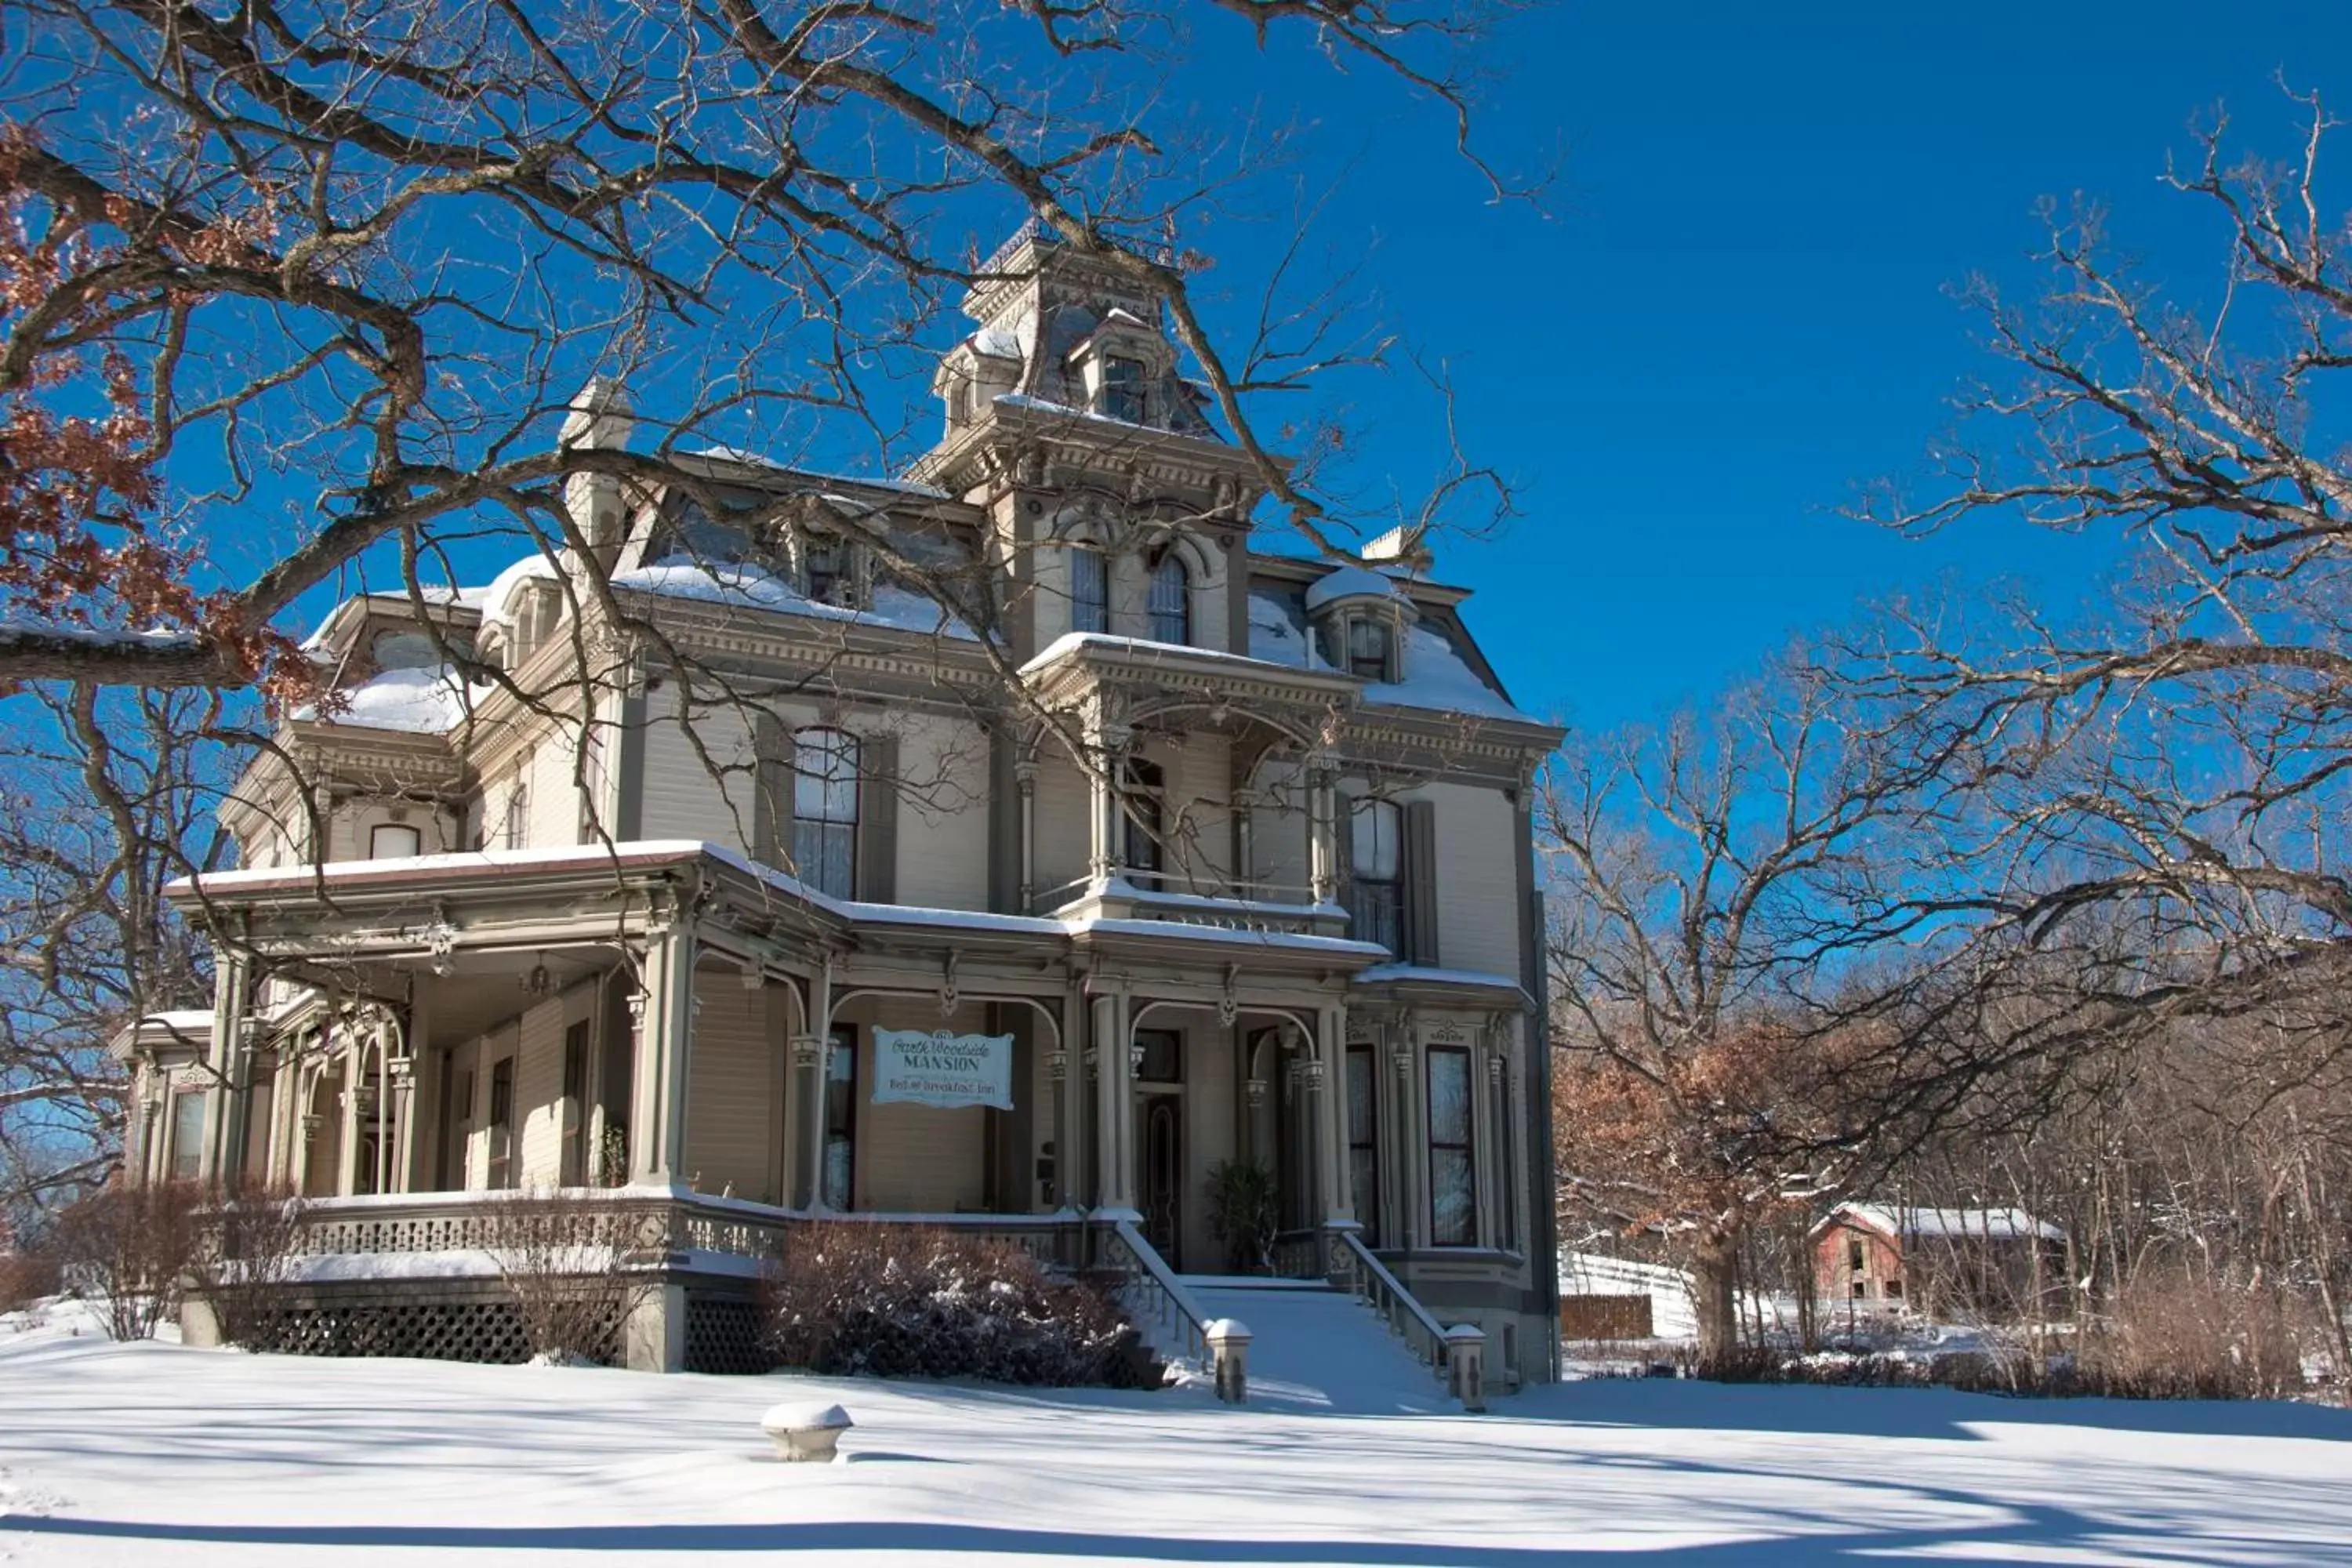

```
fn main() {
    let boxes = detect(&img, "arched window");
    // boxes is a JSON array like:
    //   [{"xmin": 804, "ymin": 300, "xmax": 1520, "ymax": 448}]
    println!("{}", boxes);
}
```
[
  {"xmin": 793, "ymin": 728, "xmax": 860, "ymax": 898},
  {"xmin": 1121, "ymin": 757, "xmax": 1164, "ymax": 880},
  {"xmin": 1348, "ymin": 799, "xmax": 1403, "ymax": 953},
  {"xmin": 803, "ymin": 535, "xmax": 844, "ymax": 605},
  {"xmin": 1069, "ymin": 545, "xmax": 1109, "ymax": 635},
  {"xmin": 370, "ymin": 822, "xmax": 423, "ymax": 860},
  {"xmin": 1148, "ymin": 554, "xmax": 1190, "ymax": 645},
  {"xmin": 1101, "ymin": 355, "xmax": 1147, "ymax": 423}
]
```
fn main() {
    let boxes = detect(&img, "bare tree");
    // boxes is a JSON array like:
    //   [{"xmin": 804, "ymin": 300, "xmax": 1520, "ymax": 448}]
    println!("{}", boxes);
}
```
[
  {"xmin": 0, "ymin": 684, "xmax": 230, "ymax": 1218},
  {"xmin": 0, "ymin": 0, "xmax": 1541, "ymax": 700}
]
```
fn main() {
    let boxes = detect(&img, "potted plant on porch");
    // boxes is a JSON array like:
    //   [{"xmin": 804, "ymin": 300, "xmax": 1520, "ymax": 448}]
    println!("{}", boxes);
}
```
[{"xmin": 1204, "ymin": 1160, "xmax": 1279, "ymax": 1275}]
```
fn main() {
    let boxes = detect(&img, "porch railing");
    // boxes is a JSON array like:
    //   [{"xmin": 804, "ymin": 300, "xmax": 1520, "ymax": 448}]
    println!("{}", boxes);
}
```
[
  {"xmin": 1097, "ymin": 1215, "xmax": 1214, "ymax": 1367},
  {"xmin": 288, "ymin": 1188, "xmax": 796, "ymax": 1265},
  {"xmin": 1334, "ymin": 1229, "xmax": 1450, "ymax": 1381}
]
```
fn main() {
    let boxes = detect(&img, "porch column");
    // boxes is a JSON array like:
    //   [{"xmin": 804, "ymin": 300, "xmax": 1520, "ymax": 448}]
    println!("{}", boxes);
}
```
[
  {"xmin": 1085, "ymin": 705, "xmax": 1131, "ymax": 887},
  {"xmin": 400, "ymin": 992, "xmax": 437, "ymax": 1192},
  {"xmin": 792, "ymin": 956, "xmax": 833, "ymax": 1208},
  {"xmin": 1306, "ymin": 754, "xmax": 1338, "ymax": 905},
  {"xmin": 335, "ymin": 1024, "xmax": 364, "ymax": 1198},
  {"xmin": 626, "ymin": 922, "xmax": 697, "ymax": 1185},
  {"xmin": 1016, "ymin": 760, "xmax": 1039, "ymax": 913},
  {"xmin": 1092, "ymin": 989, "xmax": 1137, "ymax": 1215},
  {"xmin": 1472, "ymin": 1019, "xmax": 1500, "ymax": 1250},
  {"xmin": 267, "ymin": 1047, "xmax": 299, "ymax": 1188},
  {"xmin": 1318, "ymin": 1003, "xmax": 1353, "ymax": 1228},
  {"xmin": 1392, "ymin": 1014, "xmax": 1421, "ymax": 1250},
  {"xmin": 199, "ymin": 953, "xmax": 250, "ymax": 1185}
]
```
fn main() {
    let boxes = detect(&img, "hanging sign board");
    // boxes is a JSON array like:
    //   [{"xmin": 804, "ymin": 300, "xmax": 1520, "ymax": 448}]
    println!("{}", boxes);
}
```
[{"xmin": 871, "ymin": 1029, "xmax": 1015, "ymax": 1111}]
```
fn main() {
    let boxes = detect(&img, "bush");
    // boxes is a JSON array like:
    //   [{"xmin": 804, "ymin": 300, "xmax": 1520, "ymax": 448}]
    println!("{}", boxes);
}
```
[
  {"xmin": 1203, "ymin": 1160, "xmax": 1279, "ymax": 1274},
  {"xmin": 761, "ymin": 1223, "xmax": 1157, "ymax": 1388},
  {"xmin": 2074, "ymin": 1277, "xmax": 2311, "ymax": 1402},
  {"xmin": 1, "ymin": 1246, "xmax": 60, "ymax": 1313},
  {"xmin": 191, "ymin": 1187, "xmax": 314, "ymax": 1350},
  {"xmin": 486, "ymin": 1190, "xmax": 659, "ymax": 1365},
  {"xmin": 49, "ymin": 1180, "xmax": 208, "ymax": 1341}
]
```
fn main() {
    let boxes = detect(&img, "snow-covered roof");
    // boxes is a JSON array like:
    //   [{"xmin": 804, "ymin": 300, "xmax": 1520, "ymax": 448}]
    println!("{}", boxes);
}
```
[
  {"xmin": 612, "ymin": 557, "xmax": 978, "ymax": 641},
  {"xmin": 299, "ymin": 665, "xmax": 485, "ymax": 735},
  {"xmin": 1245, "ymin": 590, "xmax": 1542, "ymax": 724},
  {"xmin": 477, "ymin": 553, "xmax": 561, "ymax": 628},
  {"xmin": 685, "ymin": 448, "xmax": 950, "ymax": 499},
  {"xmin": 1830, "ymin": 1204, "xmax": 2065, "ymax": 1243},
  {"xmin": 1303, "ymin": 564, "xmax": 1402, "ymax": 612}
]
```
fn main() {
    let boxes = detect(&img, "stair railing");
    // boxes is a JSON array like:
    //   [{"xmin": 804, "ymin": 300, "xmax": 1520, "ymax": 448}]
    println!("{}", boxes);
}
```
[
  {"xmin": 1334, "ymin": 1229, "xmax": 1450, "ymax": 1380},
  {"xmin": 1096, "ymin": 1216, "xmax": 1214, "ymax": 1367}
]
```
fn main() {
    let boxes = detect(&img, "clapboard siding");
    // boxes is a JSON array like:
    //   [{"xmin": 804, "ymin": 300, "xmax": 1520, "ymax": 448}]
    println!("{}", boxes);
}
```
[
  {"xmin": 514, "ymin": 996, "xmax": 568, "ymax": 1185},
  {"xmin": 849, "ymin": 999, "xmax": 989, "ymax": 1212},
  {"xmin": 1030, "ymin": 747, "xmax": 1091, "ymax": 900},
  {"xmin": 1250, "ymin": 757, "xmax": 1310, "ymax": 893},
  {"xmin": 1421, "ymin": 781, "xmax": 1520, "ymax": 976},
  {"xmin": 528, "ymin": 722, "xmax": 583, "ymax": 847},
  {"xmin": 685, "ymin": 970, "xmax": 782, "ymax": 1202},
  {"xmin": 893, "ymin": 714, "xmax": 990, "ymax": 910},
  {"xmin": 637, "ymin": 688, "xmax": 755, "ymax": 853}
]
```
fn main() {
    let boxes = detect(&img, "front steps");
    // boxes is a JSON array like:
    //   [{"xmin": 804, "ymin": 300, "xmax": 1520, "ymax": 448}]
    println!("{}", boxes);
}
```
[{"xmin": 1181, "ymin": 1277, "xmax": 1457, "ymax": 1414}]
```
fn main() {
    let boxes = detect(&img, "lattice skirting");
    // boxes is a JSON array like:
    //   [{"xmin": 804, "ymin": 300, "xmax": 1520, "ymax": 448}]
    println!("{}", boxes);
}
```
[
  {"xmin": 234, "ymin": 1280, "xmax": 538, "ymax": 1364},
  {"xmin": 683, "ymin": 1290, "xmax": 772, "ymax": 1375}
]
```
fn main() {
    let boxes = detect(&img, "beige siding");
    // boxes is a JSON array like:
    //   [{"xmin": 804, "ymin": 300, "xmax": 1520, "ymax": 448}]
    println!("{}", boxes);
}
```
[
  {"xmin": 1030, "ymin": 748, "xmax": 1091, "ymax": 902},
  {"xmin": 1174, "ymin": 1011, "xmax": 1237, "ymax": 1270},
  {"xmin": 684, "ymin": 969, "xmax": 782, "ymax": 1202},
  {"xmin": 849, "ymin": 999, "xmax": 990, "ymax": 1212},
  {"xmin": 1152, "ymin": 732, "xmax": 1234, "ymax": 888},
  {"xmin": 1421, "ymin": 781, "xmax": 1521, "ymax": 976},
  {"xmin": 528, "ymin": 721, "xmax": 584, "ymax": 848},
  {"xmin": 336, "ymin": 802, "xmax": 459, "ymax": 862},
  {"xmin": 638, "ymin": 688, "xmax": 755, "ymax": 853},
  {"xmin": 514, "ymin": 996, "xmax": 568, "ymax": 1185},
  {"xmin": 893, "ymin": 713, "xmax": 991, "ymax": 910},
  {"xmin": 1250, "ymin": 758, "xmax": 1310, "ymax": 895}
]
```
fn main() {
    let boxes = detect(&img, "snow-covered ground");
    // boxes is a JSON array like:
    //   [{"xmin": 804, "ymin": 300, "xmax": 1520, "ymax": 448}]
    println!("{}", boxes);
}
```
[{"xmin": 3, "ymin": 1303, "xmax": 2350, "ymax": 1565}]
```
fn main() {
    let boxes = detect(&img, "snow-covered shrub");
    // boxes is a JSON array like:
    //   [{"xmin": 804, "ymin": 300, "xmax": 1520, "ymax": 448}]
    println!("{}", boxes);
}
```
[
  {"xmin": 191, "ymin": 1186, "xmax": 313, "ymax": 1349},
  {"xmin": 49, "ymin": 1179, "xmax": 205, "ymax": 1341},
  {"xmin": 485, "ymin": 1190, "xmax": 657, "ymax": 1366},
  {"xmin": 761, "ymin": 1223, "xmax": 1156, "ymax": 1388}
]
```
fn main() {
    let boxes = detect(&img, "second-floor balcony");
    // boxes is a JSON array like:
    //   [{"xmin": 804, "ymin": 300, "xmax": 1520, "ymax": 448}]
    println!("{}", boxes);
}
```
[{"xmin": 1030, "ymin": 868, "xmax": 1350, "ymax": 940}]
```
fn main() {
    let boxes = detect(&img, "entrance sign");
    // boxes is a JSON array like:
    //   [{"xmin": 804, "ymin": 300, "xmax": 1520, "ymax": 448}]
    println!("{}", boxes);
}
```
[{"xmin": 871, "ymin": 1029, "xmax": 1015, "ymax": 1110}]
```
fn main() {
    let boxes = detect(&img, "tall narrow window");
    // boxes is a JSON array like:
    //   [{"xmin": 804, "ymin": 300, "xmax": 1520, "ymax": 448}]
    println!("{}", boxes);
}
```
[
  {"xmin": 561, "ymin": 1020, "xmax": 590, "ymax": 1187},
  {"xmin": 1427, "ymin": 1046, "xmax": 1475, "ymax": 1247},
  {"xmin": 1148, "ymin": 554, "xmax": 1190, "ymax": 644},
  {"xmin": 1347, "ymin": 616, "xmax": 1393, "ymax": 681},
  {"xmin": 1121, "ymin": 757, "xmax": 1164, "ymax": 881},
  {"xmin": 169, "ymin": 1090, "xmax": 206, "ymax": 1182},
  {"xmin": 371, "ymin": 822, "xmax": 423, "ymax": 859},
  {"xmin": 803, "ymin": 535, "xmax": 844, "ymax": 605},
  {"xmin": 502, "ymin": 786, "xmax": 528, "ymax": 850},
  {"xmin": 822, "ymin": 1024, "xmax": 857, "ymax": 1210},
  {"xmin": 487, "ymin": 1058, "xmax": 516, "ymax": 1191},
  {"xmin": 1495, "ymin": 1060, "xmax": 1517, "ymax": 1251},
  {"xmin": 1101, "ymin": 355, "xmax": 1146, "ymax": 423},
  {"xmin": 1070, "ymin": 545, "xmax": 1109, "ymax": 634},
  {"xmin": 1346, "ymin": 1045, "xmax": 1380, "ymax": 1247},
  {"xmin": 793, "ymin": 728, "xmax": 859, "ymax": 898},
  {"xmin": 1348, "ymin": 800, "xmax": 1403, "ymax": 953}
]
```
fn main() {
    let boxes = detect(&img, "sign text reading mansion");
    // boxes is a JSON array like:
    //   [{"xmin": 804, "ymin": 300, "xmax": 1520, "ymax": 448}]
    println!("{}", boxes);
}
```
[{"xmin": 119, "ymin": 227, "xmax": 1565, "ymax": 1384}]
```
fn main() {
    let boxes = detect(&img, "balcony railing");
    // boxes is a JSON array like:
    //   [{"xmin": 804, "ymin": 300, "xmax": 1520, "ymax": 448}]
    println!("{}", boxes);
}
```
[{"xmin": 1030, "ymin": 872, "xmax": 1348, "ymax": 939}]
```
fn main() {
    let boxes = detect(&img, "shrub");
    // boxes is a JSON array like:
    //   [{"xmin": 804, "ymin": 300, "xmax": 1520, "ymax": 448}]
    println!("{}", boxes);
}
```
[
  {"xmin": 2074, "ymin": 1276, "xmax": 2310, "ymax": 1402},
  {"xmin": 190, "ymin": 1187, "xmax": 314, "ymax": 1350},
  {"xmin": 1, "ymin": 1245, "xmax": 60, "ymax": 1314},
  {"xmin": 761, "ymin": 1222, "xmax": 1156, "ymax": 1388},
  {"xmin": 486, "ymin": 1190, "xmax": 659, "ymax": 1365},
  {"xmin": 49, "ymin": 1180, "xmax": 208, "ymax": 1341},
  {"xmin": 1203, "ymin": 1160, "xmax": 1279, "ymax": 1274}
]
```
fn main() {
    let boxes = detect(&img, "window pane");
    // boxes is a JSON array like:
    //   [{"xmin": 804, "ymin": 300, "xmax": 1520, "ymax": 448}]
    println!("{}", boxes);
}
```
[
  {"xmin": 371, "ymin": 823, "xmax": 423, "ymax": 859},
  {"xmin": 795, "ymin": 819, "xmax": 855, "ymax": 898},
  {"xmin": 1428, "ymin": 1048, "xmax": 1471, "ymax": 1145},
  {"xmin": 1431, "ymin": 1150, "xmax": 1475, "ymax": 1246},
  {"xmin": 1148, "ymin": 557, "xmax": 1189, "ymax": 644},
  {"xmin": 1348, "ymin": 618, "xmax": 1390, "ymax": 680},
  {"xmin": 1070, "ymin": 546, "xmax": 1108, "ymax": 633},
  {"xmin": 170, "ymin": 1091, "xmax": 206, "ymax": 1181},
  {"xmin": 795, "ymin": 730, "xmax": 859, "ymax": 825},
  {"xmin": 1352, "ymin": 800, "xmax": 1399, "ymax": 880},
  {"xmin": 1102, "ymin": 356, "xmax": 1145, "ymax": 423}
]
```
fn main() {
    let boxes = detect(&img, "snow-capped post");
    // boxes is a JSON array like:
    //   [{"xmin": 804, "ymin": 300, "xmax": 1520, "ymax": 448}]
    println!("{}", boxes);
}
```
[
  {"xmin": 1204, "ymin": 1317, "xmax": 1251, "ymax": 1404},
  {"xmin": 559, "ymin": 376, "xmax": 635, "ymax": 565},
  {"xmin": 760, "ymin": 1402, "xmax": 853, "ymax": 1463},
  {"xmin": 1443, "ymin": 1323, "xmax": 1486, "ymax": 1412}
]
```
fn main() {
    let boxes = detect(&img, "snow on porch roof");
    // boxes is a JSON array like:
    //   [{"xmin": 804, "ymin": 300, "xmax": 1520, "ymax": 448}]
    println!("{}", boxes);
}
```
[
  {"xmin": 169, "ymin": 840, "xmax": 1391, "ymax": 961},
  {"xmin": 1824, "ymin": 1203, "xmax": 2066, "ymax": 1243}
]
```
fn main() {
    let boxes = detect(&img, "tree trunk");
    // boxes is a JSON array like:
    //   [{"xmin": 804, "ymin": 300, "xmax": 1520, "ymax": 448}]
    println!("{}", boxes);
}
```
[{"xmin": 1691, "ymin": 1231, "xmax": 1741, "ymax": 1374}]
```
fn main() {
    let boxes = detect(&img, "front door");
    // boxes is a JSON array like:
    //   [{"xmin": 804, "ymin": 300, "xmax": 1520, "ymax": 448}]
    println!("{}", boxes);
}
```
[{"xmin": 1140, "ymin": 1092, "xmax": 1183, "ymax": 1267}]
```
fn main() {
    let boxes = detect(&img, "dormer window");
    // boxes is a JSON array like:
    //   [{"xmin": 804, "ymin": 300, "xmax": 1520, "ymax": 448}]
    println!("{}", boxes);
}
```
[
  {"xmin": 804, "ymin": 535, "xmax": 844, "ymax": 605},
  {"xmin": 1347, "ymin": 617, "xmax": 1394, "ymax": 682},
  {"xmin": 1070, "ymin": 545, "xmax": 1109, "ymax": 634},
  {"xmin": 1148, "ymin": 554, "xmax": 1190, "ymax": 644},
  {"xmin": 1101, "ymin": 355, "xmax": 1146, "ymax": 423}
]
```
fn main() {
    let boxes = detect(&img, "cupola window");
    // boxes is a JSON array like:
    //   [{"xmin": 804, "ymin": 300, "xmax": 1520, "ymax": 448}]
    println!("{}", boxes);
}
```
[
  {"xmin": 1070, "ymin": 545, "xmax": 1109, "ymax": 635},
  {"xmin": 1347, "ymin": 617, "xmax": 1394, "ymax": 682},
  {"xmin": 1148, "ymin": 554, "xmax": 1190, "ymax": 644},
  {"xmin": 1101, "ymin": 355, "xmax": 1147, "ymax": 423},
  {"xmin": 804, "ymin": 535, "xmax": 844, "ymax": 605}
]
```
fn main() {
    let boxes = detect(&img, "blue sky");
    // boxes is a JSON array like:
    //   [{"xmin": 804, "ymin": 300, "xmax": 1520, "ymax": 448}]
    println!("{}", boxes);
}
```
[{"xmin": 1207, "ymin": 0, "xmax": 2348, "ymax": 731}]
